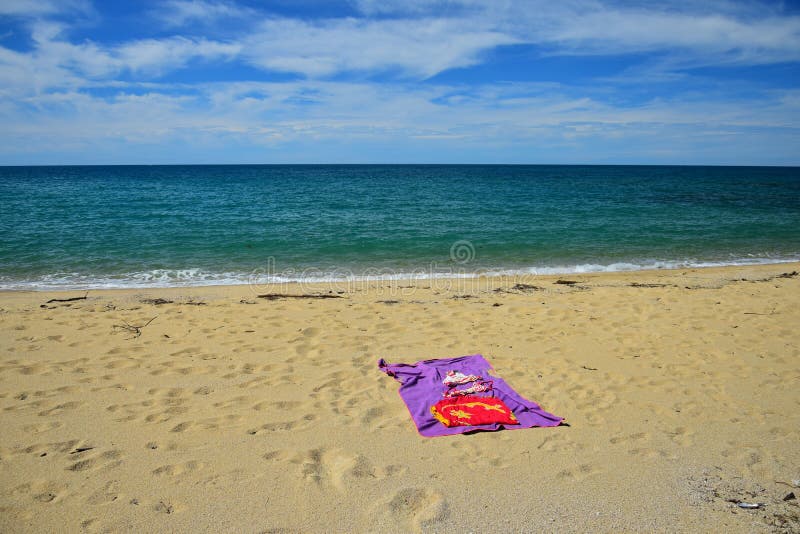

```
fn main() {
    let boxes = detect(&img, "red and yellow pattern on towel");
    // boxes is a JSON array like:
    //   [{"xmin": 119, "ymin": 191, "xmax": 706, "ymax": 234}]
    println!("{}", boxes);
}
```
[{"xmin": 430, "ymin": 395, "xmax": 519, "ymax": 427}]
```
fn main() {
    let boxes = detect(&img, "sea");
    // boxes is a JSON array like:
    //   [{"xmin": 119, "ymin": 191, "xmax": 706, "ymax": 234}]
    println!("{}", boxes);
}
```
[{"xmin": 1, "ymin": 164, "xmax": 799, "ymax": 290}]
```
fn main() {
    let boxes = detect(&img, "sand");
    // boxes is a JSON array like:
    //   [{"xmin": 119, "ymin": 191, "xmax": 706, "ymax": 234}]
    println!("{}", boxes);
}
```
[{"xmin": 1, "ymin": 263, "xmax": 799, "ymax": 533}]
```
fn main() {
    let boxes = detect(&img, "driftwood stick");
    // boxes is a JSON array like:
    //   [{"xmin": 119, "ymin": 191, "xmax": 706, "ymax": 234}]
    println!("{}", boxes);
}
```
[
  {"xmin": 257, "ymin": 294, "xmax": 343, "ymax": 300},
  {"xmin": 46, "ymin": 291, "xmax": 88, "ymax": 304}
]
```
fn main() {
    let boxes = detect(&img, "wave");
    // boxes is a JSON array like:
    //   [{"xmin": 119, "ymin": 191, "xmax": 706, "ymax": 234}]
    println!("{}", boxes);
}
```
[{"xmin": 2, "ymin": 255, "xmax": 799, "ymax": 291}]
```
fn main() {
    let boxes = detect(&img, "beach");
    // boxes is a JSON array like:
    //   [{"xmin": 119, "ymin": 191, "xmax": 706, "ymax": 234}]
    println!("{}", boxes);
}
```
[{"xmin": 0, "ymin": 263, "xmax": 798, "ymax": 532}]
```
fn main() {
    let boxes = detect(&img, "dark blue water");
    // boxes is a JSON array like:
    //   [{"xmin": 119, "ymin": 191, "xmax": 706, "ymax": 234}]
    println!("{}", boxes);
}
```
[{"xmin": 1, "ymin": 165, "xmax": 799, "ymax": 289}]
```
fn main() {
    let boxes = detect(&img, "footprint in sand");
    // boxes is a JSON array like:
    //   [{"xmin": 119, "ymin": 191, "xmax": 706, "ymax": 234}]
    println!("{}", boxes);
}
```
[
  {"xmin": 103, "ymin": 358, "xmax": 140, "ymax": 370},
  {"xmin": 385, "ymin": 488, "xmax": 449, "ymax": 532},
  {"xmin": 608, "ymin": 431, "xmax": 650, "ymax": 445},
  {"xmin": 170, "ymin": 414, "xmax": 245, "ymax": 433},
  {"xmin": 252, "ymin": 400, "xmax": 303, "ymax": 411},
  {"xmin": 21, "ymin": 421, "xmax": 63, "ymax": 435},
  {"xmin": 147, "ymin": 387, "xmax": 186, "ymax": 398},
  {"xmin": 66, "ymin": 449, "xmax": 123, "ymax": 473},
  {"xmin": 212, "ymin": 395, "xmax": 251, "ymax": 409},
  {"xmin": 556, "ymin": 463, "xmax": 603, "ymax": 481},
  {"xmin": 16, "ymin": 438, "xmax": 80, "ymax": 457},
  {"xmin": 296, "ymin": 448, "xmax": 377, "ymax": 489},
  {"xmin": 449, "ymin": 439, "xmax": 513, "ymax": 468},
  {"xmin": 90, "ymin": 383, "xmax": 132, "ymax": 393},
  {"xmin": 37, "ymin": 401, "xmax": 85, "ymax": 417},
  {"xmin": 264, "ymin": 448, "xmax": 404, "ymax": 490},
  {"xmin": 245, "ymin": 413, "xmax": 317, "ymax": 435},
  {"xmin": 85, "ymin": 480, "xmax": 121, "ymax": 505},
  {"xmin": 537, "ymin": 432, "xmax": 583, "ymax": 453},
  {"xmin": 11, "ymin": 479, "xmax": 69, "ymax": 504},
  {"xmin": 152, "ymin": 460, "xmax": 205, "ymax": 477},
  {"xmin": 627, "ymin": 447, "xmax": 669, "ymax": 459},
  {"xmin": 360, "ymin": 406, "xmax": 384, "ymax": 426},
  {"xmin": 154, "ymin": 499, "xmax": 182, "ymax": 514},
  {"xmin": 666, "ymin": 426, "xmax": 694, "ymax": 447},
  {"xmin": 33, "ymin": 491, "xmax": 59, "ymax": 503},
  {"xmin": 236, "ymin": 376, "xmax": 271, "ymax": 388},
  {"xmin": 142, "ymin": 406, "xmax": 190, "ymax": 424}
]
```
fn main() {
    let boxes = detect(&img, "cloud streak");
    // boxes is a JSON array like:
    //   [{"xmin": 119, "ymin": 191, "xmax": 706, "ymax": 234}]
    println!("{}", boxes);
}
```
[
  {"xmin": 2, "ymin": 79, "xmax": 797, "ymax": 161},
  {"xmin": 155, "ymin": 0, "xmax": 255, "ymax": 27},
  {"xmin": 242, "ymin": 17, "xmax": 517, "ymax": 78},
  {"xmin": 0, "ymin": 0, "xmax": 90, "ymax": 17}
]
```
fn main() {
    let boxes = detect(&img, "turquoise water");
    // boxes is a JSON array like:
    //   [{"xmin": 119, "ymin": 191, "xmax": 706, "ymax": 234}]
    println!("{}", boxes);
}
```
[{"xmin": 1, "ymin": 165, "xmax": 799, "ymax": 289}]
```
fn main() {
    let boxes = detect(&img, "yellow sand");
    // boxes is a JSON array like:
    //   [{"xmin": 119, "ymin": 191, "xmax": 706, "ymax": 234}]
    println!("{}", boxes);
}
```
[{"xmin": 1, "ymin": 264, "xmax": 799, "ymax": 532}]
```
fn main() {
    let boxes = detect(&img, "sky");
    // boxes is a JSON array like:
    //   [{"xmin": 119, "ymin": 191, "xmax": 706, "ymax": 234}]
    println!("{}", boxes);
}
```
[{"xmin": 0, "ymin": 0, "xmax": 799, "ymax": 165}]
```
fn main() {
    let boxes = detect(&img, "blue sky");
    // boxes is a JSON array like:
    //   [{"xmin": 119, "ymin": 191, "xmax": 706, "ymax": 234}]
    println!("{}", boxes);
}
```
[{"xmin": 0, "ymin": 0, "xmax": 799, "ymax": 165}]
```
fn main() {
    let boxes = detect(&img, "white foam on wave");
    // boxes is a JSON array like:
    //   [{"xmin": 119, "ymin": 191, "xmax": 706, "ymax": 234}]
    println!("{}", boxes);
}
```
[
  {"xmin": 0, "ymin": 269, "xmax": 255, "ymax": 291},
  {"xmin": 2, "ymin": 255, "xmax": 799, "ymax": 291},
  {"xmin": 482, "ymin": 256, "xmax": 800, "ymax": 276}
]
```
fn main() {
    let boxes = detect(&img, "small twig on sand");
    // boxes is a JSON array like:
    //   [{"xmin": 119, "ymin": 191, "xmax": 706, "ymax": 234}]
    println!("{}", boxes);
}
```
[
  {"xmin": 45, "ymin": 291, "xmax": 88, "ymax": 304},
  {"xmin": 581, "ymin": 365, "xmax": 598, "ymax": 371},
  {"xmin": 743, "ymin": 308, "xmax": 777, "ymax": 316},
  {"xmin": 113, "ymin": 315, "xmax": 158, "ymax": 339}
]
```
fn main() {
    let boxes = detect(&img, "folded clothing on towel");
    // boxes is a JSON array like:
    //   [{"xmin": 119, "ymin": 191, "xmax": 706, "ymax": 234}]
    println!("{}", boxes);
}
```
[{"xmin": 378, "ymin": 354, "xmax": 563, "ymax": 437}]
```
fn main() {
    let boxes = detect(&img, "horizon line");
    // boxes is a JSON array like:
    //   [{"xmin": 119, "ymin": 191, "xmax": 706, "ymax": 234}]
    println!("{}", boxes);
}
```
[{"xmin": 2, "ymin": 163, "xmax": 798, "ymax": 168}]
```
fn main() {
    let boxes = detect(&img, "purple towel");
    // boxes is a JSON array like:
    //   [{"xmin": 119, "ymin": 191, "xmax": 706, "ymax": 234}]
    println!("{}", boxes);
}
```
[{"xmin": 378, "ymin": 354, "xmax": 563, "ymax": 437}]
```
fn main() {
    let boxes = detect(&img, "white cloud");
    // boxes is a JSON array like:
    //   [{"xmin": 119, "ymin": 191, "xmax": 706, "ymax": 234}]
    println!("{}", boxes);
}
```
[
  {"xmin": 155, "ymin": 0, "xmax": 254, "ymax": 27},
  {"xmin": 0, "ymin": 22, "xmax": 241, "ymax": 93},
  {"xmin": 0, "ymin": 0, "xmax": 798, "ymax": 163},
  {"xmin": 114, "ymin": 37, "xmax": 240, "ymax": 75},
  {"xmin": 2, "ymin": 80, "xmax": 797, "ymax": 159},
  {"xmin": 527, "ymin": 6, "xmax": 800, "ymax": 66},
  {"xmin": 226, "ymin": 2, "xmax": 800, "ymax": 79},
  {"xmin": 5, "ymin": 1, "xmax": 798, "ymax": 89},
  {"xmin": 0, "ymin": 0, "xmax": 90, "ymax": 16},
  {"xmin": 352, "ymin": 0, "xmax": 800, "ymax": 68},
  {"xmin": 242, "ymin": 17, "xmax": 517, "ymax": 78}
]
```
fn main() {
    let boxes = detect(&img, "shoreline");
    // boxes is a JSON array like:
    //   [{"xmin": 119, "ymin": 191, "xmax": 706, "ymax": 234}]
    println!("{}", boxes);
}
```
[
  {"xmin": 3, "ymin": 260, "xmax": 798, "ymax": 298},
  {"xmin": 3, "ymin": 258, "xmax": 800, "ymax": 293},
  {"xmin": 1, "ymin": 261, "xmax": 798, "ymax": 531}
]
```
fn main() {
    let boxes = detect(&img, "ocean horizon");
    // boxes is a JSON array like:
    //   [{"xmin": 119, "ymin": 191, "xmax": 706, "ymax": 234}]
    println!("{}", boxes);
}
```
[{"xmin": 2, "ymin": 164, "xmax": 799, "ymax": 290}]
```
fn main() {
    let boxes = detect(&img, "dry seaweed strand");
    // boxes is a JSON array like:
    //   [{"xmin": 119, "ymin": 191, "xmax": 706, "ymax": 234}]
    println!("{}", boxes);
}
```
[
  {"xmin": 141, "ymin": 298, "xmax": 174, "ymax": 305},
  {"xmin": 512, "ymin": 283, "xmax": 545, "ymax": 291}
]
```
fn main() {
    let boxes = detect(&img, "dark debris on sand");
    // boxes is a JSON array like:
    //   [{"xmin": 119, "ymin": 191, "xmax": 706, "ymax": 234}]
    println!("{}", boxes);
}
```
[{"xmin": 257, "ymin": 293, "xmax": 343, "ymax": 300}]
